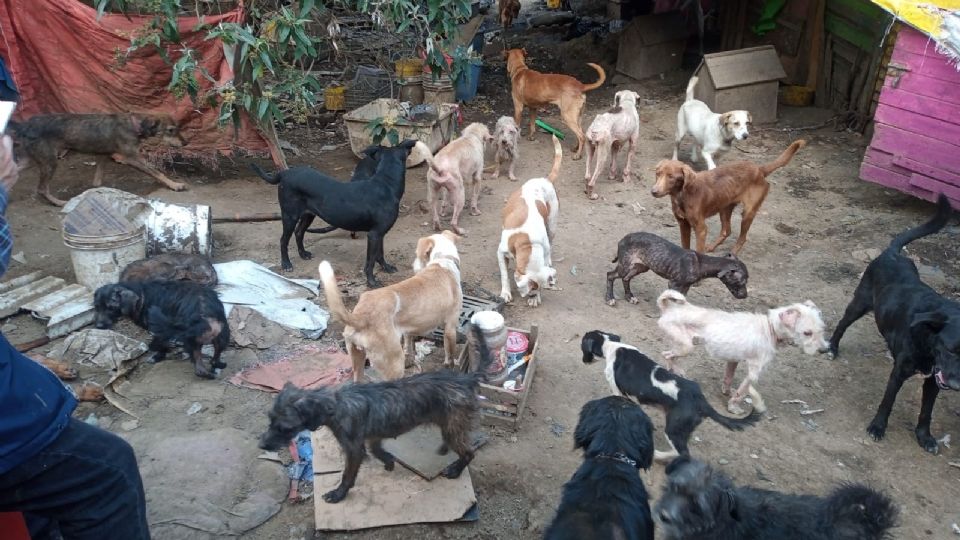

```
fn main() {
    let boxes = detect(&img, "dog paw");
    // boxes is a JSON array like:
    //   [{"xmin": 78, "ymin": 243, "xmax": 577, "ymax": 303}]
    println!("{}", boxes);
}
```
[
  {"xmin": 469, "ymin": 208, "xmax": 482, "ymax": 217},
  {"xmin": 280, "ymin": 262, "xmax": 294, "ymax": 272},
  {"xmin": 720, "ymin": 384, "xmax": 731, "ymax": 396},
  {"xmin": 437, "ymin": 443, "xmax": 449, "ymax": 455},
  {"xmin": 527, "ymin": 134, "xmax": 537, "ymax": 141},
  {"xmin": 509, "ymin": 175, "xmax": 518, "ymax": 181},
  {"xmin": 212, "ymin": 360, "xmax": 227, "ymax": 369},
  {"xmin": 194, "ymin": 368, "xmax": 216, "ymax": 380},
  {"xmin": 381, "ymin": 262, "xmax": 398, "ymax": 273},
  {"xmin": 606, "ymin": 298, "xmax": 616, "ymax": 307},
  {"xmin": 441, "ymin": 463, "xmax": 465, "ymax": 479},
  {"xmin": 500, "ymin": 291, "xmax": 513, "ymax": 303},
  {"xmin": 299, "ymin": 250, "xmax": 313, "ymax": 260},
  {"xmin": 571, "ymin": 153, "xmax": 583, "ymax": 161},
  {"xmin": 726, "ymin": 401, "xmax": 746, "ymax": 415},
  {"xmin": 628, "ymin": 295, "xmax": 639, "ymax": 304},
  {"xmin": 866, "ymin": 421, "xmax": 887, "ymax": 442},
  {"xmin": 322, "ymin": 489, "xmax": 348, "ymax": 504},
  {"xmin": 527, "ymin": 295, "xmax": 542, "ymax": 307},
  {"xmin": 452, "ymin": 226, "xmax": 468, "ymax": 236},
  {"xmin": 169, "ymin": 181, "xmax": 188, "ymax": 192},
  {"xmin": 916, "ymin": 428, "xmax": 940, "ymax": 454},
  {"xmin": 383, "ymin": 460, "xmax": 396, "ymax": 471},
  {"xmin": 366, "ymin": 279, "xmax": 383, "ymax": 289}
]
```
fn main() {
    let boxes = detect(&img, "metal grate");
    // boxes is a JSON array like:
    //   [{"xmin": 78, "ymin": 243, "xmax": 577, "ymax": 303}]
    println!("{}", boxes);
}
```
[{"xmin": 426, "ymin": 294, "xmax": 502, "ymax": 342}]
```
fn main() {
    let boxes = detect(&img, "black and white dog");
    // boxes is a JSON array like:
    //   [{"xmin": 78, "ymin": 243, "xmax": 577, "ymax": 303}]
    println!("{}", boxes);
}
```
[
  {"xmin": 543, "ymin": 396, "xmax": 655, "ymax": 540},
  {"xmin": 656, "ymin": 456, "xmax": 899, "ymax": 540},
  {"xmin": 581, "ymin": 330, "xmax": 760, "ymax": 462},
  {"xmin": 829, "ymin": 193, "xmax": 960, "ymax": 453}
]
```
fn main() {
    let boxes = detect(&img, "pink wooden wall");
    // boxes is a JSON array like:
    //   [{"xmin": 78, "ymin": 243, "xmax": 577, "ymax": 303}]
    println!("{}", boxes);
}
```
[{"xmin": 860, "ymin": 26, "xmax": 960, "ymax": 207}]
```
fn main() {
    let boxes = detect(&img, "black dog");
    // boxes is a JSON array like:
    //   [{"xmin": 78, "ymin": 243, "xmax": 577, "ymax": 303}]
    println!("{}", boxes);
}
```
[
  {"xmin": 93, "ymin": 281, "xmax": 230, "ymax": 379},
  {"xmin": 543, "ymin": 396, "xmax": 655, "ymax": 540},
  {"xmin": 581, "ymin": 330, "xmax": 760, "ymax": 461},
  {"xmin": 250, "ymin": 140, "xmax": 416, "ymax": 287},
  {"xmin": 656, "ymin": 456, "xmax": 899, "ymax": 539},
  {"xmin": 303, "ymin": 144, "xmax": 383, "ymax": 238},
  {"xmin": 829, "ymin": 193, "xmax": 960, "ymax": 453},
  {"xmin": 605, "ymin": 232, "xmax": 748, "ymax": 306},
  {"xmin": 259, "ymin": 324, "xmax": 493, "ymax": 503}
]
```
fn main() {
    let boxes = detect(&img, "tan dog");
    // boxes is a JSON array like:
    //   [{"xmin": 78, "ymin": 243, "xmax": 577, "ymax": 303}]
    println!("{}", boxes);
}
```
[
  {"xmin": 504, "ymin": 48, "xmax": 605, "ymax": 160},
  {"xmin": 318, "ymin": 231, "xmax": 463, "ymax": 382},
  {"xmin": 489, "ymin": 116, "xmax": 521, "ymax": 181},
  {"xmin": 583, "ymin": 90, "xmax": 640, "ymax": 200},
  {"xmin": 499, "ymin": 0, "xmax": 521, "ymax": 29},
  {"xmin": 651, "ymin": 140, "xmax": 806, "ymax": 255},
  {"xmin": 498, "ymin": 135, "xmax": 562, "ymax": 307},
  {"xmin": 424, "ymin": 122, "xmax": 493, "ymax": 235}
]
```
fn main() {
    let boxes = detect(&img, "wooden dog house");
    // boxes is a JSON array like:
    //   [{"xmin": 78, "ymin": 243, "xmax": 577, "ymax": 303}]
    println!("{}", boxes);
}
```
[
  {"xmin": 615, "ymin": 12, "xmax": 689, "ymax": 80},
  {"xmin": 691, "ymin": 45, "xmax": 787, "ymax": 124}
]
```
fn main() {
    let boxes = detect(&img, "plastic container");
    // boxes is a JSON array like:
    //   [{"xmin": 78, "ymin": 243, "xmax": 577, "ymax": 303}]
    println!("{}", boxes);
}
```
[
  {"xmin": 397, "ymin": 75, "xmax": 424, "ymax": 105},
  {"xmin": 63, "ymin": 226, "xmax": 146, "ymax": 291},
  {"xmin": 470, "ymin": 311, "xmax": 508, "ymax": 375},
  {"xmin": 395, "ymin": 58, "xmax": 423, "ymax": 78},
  {"xmin": 146, "ymin": 200, "xmax": 212, "ymax": 256},
  {"xmin": 547, "ymin": 0, "xmax": 561, "ymax": 9},
  {"xmin": 324, "ymin": 86, "xmax": 345, "ymax": 111},
  {"xmin": 505, "ymin": 331, "xmax": 529, "ymax": 365},
  {"xmin": 455, "ymin": 64, "xmax": 482, "ymax": 102},
  {"xmin": 781, "ymin": 85, "xmax": 815, "ymax": 107},
  {"xmin": 422, "ymin": 75, "xmax": 455, "ymax": 108}
]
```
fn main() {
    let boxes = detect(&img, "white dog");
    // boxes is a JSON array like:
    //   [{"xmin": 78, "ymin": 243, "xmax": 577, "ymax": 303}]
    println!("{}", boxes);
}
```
[
  {"xmin": 583, "ymin": 90, "xmax": 640, "ymax": 200},
  {"xmin": 498, "ymin": 135, "xmax": 562, "ymax": 307},
  {"xmin": 489, "ymin": 116, "xmax": 521, "ymax": 181},
  {"xmin": 425, "ymin": 122, "xmax": 494, "ymax": 235},
  {"xmin": 656, "ymin": 290, "xmax": 829, "ymax": 415},
  {"xmin": 673, "ymin": 76, "xmax": 751, "ymax": 170}
]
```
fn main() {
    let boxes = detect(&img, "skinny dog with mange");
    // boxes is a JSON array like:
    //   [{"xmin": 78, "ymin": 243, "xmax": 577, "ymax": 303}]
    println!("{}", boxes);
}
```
[
  {"xmin": 120, "ymin": 253, "xmax": 218, "ymax": 287},
  {"xmin": 543, "ymin": 396, "xmax": 655, "ymax": 540},
  {"xmin": 258, "ymin": 324, "xmax": 495, "ymax": 504},
  {"xmin": 581, "ymin": 331, "xmax": 759, "ymax": 462},
  {"xmin": 656, "ymin": 456, "xmax": 899, "ymax": 540},
  {"xmin": 829, "ymin": 193, "xmax": 960, "ymax": 453},
  {"xmin": 11, "ymin": 113, "xmax": 187, "ymax": 206},
  {"xmin": 93, "ymin": 281, "xmax": 229, "ymax": 379}
]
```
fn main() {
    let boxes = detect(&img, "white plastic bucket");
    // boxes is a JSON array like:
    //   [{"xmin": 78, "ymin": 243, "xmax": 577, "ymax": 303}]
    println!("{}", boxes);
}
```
[
  {"xmin": 146, "ymin": 201, "xmax": 212, "ymax": 256},
  {"xmin": 63, "ymin": 227, "xmax": 146, "ymax": 291}
]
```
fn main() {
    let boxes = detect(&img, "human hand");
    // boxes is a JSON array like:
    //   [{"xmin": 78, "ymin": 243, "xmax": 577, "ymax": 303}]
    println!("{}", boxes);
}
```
[{"xmin": 0, "ymin": 135, "xmax": 18, "ymax": 193}]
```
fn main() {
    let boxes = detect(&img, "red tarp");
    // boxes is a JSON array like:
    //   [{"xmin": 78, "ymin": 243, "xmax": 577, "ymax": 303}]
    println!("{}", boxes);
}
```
[{"xmin": 0, "ymin": 0, "xmax": 269, "ymax": 158}]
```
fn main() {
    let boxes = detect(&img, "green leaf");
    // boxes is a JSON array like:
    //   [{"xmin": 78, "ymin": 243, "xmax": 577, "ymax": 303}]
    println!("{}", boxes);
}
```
[
  {"xmin": 252, "ymin": 63, "xmax": 263, "ymax": 82},
  {"xmin": 259, "ymin": 50, "xmax": 274, "ymax": 73},
  {"xmin": 278, "ymin": 25, "xmax": 291, "ymax": 44},
  {"xmin": 299, "ymin": 0, "xmax": 316, "ymax": 17},
  {"xmin": 257, "ymin": 98, "xmax": 269, "ymax": 119},
  {"xmin": 387, "ymin": 130, "xmax": 400, "ymax": 146}
]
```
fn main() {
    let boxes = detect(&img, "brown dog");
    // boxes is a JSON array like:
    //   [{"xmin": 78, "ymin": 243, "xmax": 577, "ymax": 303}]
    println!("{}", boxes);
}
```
[
  {"xmin": 499, "ymin": 0, "xmax": 521, "ymax": 29},
  {"xmin": 318, "ymin": 231, "xmax": 463, "ymax": 382},
  {"xmin": 11, "ymin": 113, "xmax": 187, "ymax": 206},
  {"xmin": 651, "ymin": 140, "xmax": 806, "ymax": 255},
  {"xmin": 504, "ymin": 48, "xmax": 605, "ymax": 160},
  {"xmin": 120, "ymin": 253, "xmax": 218, "ymax": 287}
]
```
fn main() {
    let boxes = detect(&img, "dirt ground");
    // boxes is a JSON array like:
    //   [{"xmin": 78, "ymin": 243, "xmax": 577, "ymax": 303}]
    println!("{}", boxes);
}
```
[{"xmin": 6, "ymin": 35, "xmax": 960, "ymax": 540}]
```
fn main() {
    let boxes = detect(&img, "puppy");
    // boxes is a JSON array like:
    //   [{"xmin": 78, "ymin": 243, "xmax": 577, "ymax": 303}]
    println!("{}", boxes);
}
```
[
  {"xmin": 656, "ymin": 289, "xmax": 829, "ymax": 414},
  {"xmin": 543, "ymin": 396, "xmax": 655, "ymax": 540},
  {"xmin": 581, "ymin": 331, "xmax": 760, "ymax": 462},
  {"xmin": 583, "ymin": 90, "xmax": 640, "ymax": 200},
  {"xmin": 424, "ymin": 122, "xmax": 494, "ymax": 235},
  {"xmin": 93, "ymin": 281, "xmax": 229, "ymax": 379},
  {"xmin": 258, "ymin": 325, "xmax": 494, "ymax": 504},
  {"xmin": 504, "ymin": 48, "xmax": 605, "ymax": 160},
  {"xmin": 318, "ymin": 231, "xmax": 463, "ymax": 382},
  {"xmin": 673, "ymin": 76, "xmax": 751, "ymax": 170},
  {"xmin": 652, "ymin": 140, "xmax": 806, "ymax": 255},
  {"xmin": 11, "ymin": 113, "xmax": 187, "ymax": 206},
  {"xmin": 657, "ymin": 457, "xmax": 899, "ymax": 540},
  {"xmin": 489, "ymin": 116, "xmax": 521, "ymax": 181},
  {"xmin": 829, "ymin": 194, "xmax": 960, "ymax": 453},
  {"xmin": 120, "ymin": 253, "xmax": 218, "ymax": 287},
  {"xmin": 498, "ymin": 135, "xmax": 562, "ymax": 307},
  {"xmin": 606, "ymin": 232, "xmax": 749, "ymax": 306}
]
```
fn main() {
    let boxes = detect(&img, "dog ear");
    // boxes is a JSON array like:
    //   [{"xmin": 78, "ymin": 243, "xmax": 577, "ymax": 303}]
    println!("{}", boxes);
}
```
[
  {"xmin": 580, "ymin": 334, "xmax": 596, "ymax": 363},
  {"xmin": 622, "ymin": 407, "xmax": 655, "ymax": 469},
  {"xmin": 911, "ymin": 311, "xmax": 948, "ymax": 333},
  {"xmin": 440, "ymin": 230, "xmax": 461, "ymax": 244},
  {"xmin": 521, "ymin": 48, "xmax": 528, "ymax": 57},
  {"xmin": 779, "ymin": 308, "xmax": 800, "ymax": 329},
  {"xmin": 416, "ymin": 237, "xmax": 436, "ymax": 263},
  {"xmin": 398, "ymin": 139, "xmax": 417, "ymax": 150},
  {"xmin": 615, "ymin": 93, "xmax": 621, "ymax": 108},
  {"xmin": 719, "ymin": 112, "xmax": 732, "ymax": 130},
  {"xmin": 138, "ymin": 117, "xmax": 160, "ymax": 137},
  {"xmin": 681, "ymin": 164, "xmax": 696, "ymax": 188},
  {"xmin": 746, "ymin": 112, "xmax": 753, "ymax": 124},
  {"xmin": 502, "ymin": 49, "xmax": 510, "ymax": 59},
  {"xmin": 802, "ymin": 300, "xmax": 818, "ymax": 309},
  {"xmin": 572, "ymin": 400, "xmax": 602, "ymax": 450}
]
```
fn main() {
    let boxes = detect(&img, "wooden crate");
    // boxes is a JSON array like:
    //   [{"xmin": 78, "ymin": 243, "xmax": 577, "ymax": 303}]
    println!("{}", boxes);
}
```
[{"xmin": 458, "ymin": 325, "xmax": 539, "ymax": 430}]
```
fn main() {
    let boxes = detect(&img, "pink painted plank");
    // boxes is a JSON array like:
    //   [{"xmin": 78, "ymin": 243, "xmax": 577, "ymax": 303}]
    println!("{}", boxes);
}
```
[
  {"xmin": 910, "ymin": 172, "xmax": 960, "ymax": 202},
  {"xmin": 891, "ymin": 47, "xmax": 960, "ymax": 84},
  {"xmin": 870, "ymin": 123, "xmax": 960, "ymax": 175},
  {"xmin": 860, "ymin": 163, "xmax": 958, "ymax": 206},
  {"xmin": 896, "ymin": 26, "xmax": 959, "ymax": 57},
  {"xmin": 883, "ymin": 71, "xmax": 960, "ymax": 106},
  {"xmin": 895, "ymin": 155, "xmax": 960, "ymax": 185},
  {"xmin": 879, "ymin": 85, "xmax": 960, "ymax": 118},
  {"xmin": 874, "ymin": 103, "xmax": 960, "ymax": 142}
]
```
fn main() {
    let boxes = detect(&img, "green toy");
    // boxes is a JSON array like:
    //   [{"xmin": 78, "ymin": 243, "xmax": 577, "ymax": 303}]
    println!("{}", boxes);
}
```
[{"xmin": 535, "ymin": 119, "xmax": 565, "ymax": 140}]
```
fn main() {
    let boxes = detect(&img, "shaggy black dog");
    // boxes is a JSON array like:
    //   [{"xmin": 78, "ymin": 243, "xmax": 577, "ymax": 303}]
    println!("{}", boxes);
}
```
[
  {"xmin": 829, "ymin": 193, "xmax": 960, "ymax": 453},
  {"xmin": 543, "ymin": 396, "xmax": 655, "ymax": 540},
  {"xmin": 259, "ymin": 324, "xmax": 493, "ymax": 503},
  {"xmin": 605, "ymin": 232, "xmax": 749, "ymax": 305},
  {"xmin": 250, "ymin": 140, "xmax": 417, "ymax": 287},
  {"xmin": 93, "ymin": 281, "xmax": 230, "ymax": 379},
  {"xmin": 656, "ymin": 456, "xmax": 898, "ymax": 540},
  {"xmin": 581, "ymin": 330, "xmax": 760, "ymax": 462}
]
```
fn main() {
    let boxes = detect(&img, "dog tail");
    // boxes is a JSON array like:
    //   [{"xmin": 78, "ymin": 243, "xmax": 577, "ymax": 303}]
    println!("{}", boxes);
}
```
[
  {"xmin": 759, "ymin": 139, "xmax": 806, "ymax": 176},
  {"xmin": 656, "ymin": 289, "xmax": 687, "ymax": 312},
  {"xmin": 547, "ymin": 135, "xmax": 563, "ymax": 183},
  {"xmin": 685, "ymin": 76, "xmax": 698, "ymax": 102},
  {"xmin": 702, "ymin": 402, "xmax": 762, "ymax": 431},
  {"xmin": 317, "ymin": 261, "xmax": 356, "ymax": 327},
  {"xmin": 888, "ymin": 193, "xmax": 952, "ymax": 253},
  {"xmin": 468, "ymin": 323, "xmax": 496, "ymax": 381},
  {"xmin": 580, "ymin": 63, "xmax": 606, "ymax": 92},
  {"xmin": 414, "ymin": 141, "xmax": 441, "ymax": 174},
  {"xmin": 825, "ymin": 484, "xmax": 899, "ymax": 540},
  {"xmin": 249, "ymin": 163, "xmax": 281, "ymax": 185}
]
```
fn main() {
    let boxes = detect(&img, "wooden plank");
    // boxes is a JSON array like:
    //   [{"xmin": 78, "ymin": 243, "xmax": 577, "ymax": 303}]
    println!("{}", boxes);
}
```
[
  {"xmin": 825, "ymin": 14, "xmax": 875, "ymax": 51},
  {"xmin": 890, "ymin": 48, "xmax": 960, "ymax": 84},
  {"xmin": 515, "ymin": 325, "xmax": 539, "ymax": 426},
  {"xmin": 864, "ymin": 148, "xmax": 960, "ymax": 186},
  {"xmin": 860, "ymin": 162, "xmax": 927, "ymax": 198},
  {"xmin": 870, "ymin": 123, "xmax": 960, "ymax": 176},
  {"xmin": 896, "ymin": 26, "xmax": 960, "ymax": 56},
  {"xmin": 826, "ymin": 0, "xmax": 889, "ymax": 27},
  {"xmin": 909, "ymin": 173, "xmax": 960, "ymax": 203},
  {"xmin": 874, "ymin": 104, "xmax": 960, "ymax": 142},
  {"xmin": 880, "ymin": 88, "xmax": 960, "ymax": 125},
  {"xmin": 882, "ymin": 72, "xmax": 960, "ymax": 107}
]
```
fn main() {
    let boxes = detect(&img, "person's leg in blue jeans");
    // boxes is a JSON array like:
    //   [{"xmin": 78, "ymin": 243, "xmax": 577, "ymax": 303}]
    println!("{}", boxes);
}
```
[{"xmin": 0, "ymin": 418, "xmax": 150, "ymax": 540}]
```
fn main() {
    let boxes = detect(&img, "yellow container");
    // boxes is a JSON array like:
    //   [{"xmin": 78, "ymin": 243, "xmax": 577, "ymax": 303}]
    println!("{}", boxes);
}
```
[
  {"xmin": 546, "ymin": 0, "xmax": 561, "ymax": 9},
  {"xmin": 324, "ymin": 86, "xmax": 345, "ymax": 111},
  {"xmin": 395, "ymin": 58, "xmax": 424, "ymax": 79},
  {"xmin": 780, "ymin": 85, "xmax": 814, "ymax": 107}
]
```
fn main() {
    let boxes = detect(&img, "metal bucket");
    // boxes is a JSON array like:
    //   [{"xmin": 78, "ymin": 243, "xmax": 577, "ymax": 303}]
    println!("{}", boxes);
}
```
[
  {"xmin": 63, "ymin": 227, "xmax": 146, "ymax": 290},
  {"xmin": 146, "ymin": 201, "xmax": 212, "ymax": 256}
]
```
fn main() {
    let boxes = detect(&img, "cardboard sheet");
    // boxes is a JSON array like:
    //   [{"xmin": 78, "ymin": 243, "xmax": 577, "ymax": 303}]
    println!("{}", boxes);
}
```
[
  {"xmin": 311, "ymin": 428, "xmax": 478, "ymax": 531},
  {"xmin": 382, "ymin": 425, "xmax": 488, "ymax": 480}
]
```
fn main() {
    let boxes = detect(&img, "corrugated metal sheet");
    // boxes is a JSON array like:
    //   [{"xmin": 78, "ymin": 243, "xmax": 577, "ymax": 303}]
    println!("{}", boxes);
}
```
[{"xmin": 0, "ymin": 274, "xmax": 94, "ymax": 338}]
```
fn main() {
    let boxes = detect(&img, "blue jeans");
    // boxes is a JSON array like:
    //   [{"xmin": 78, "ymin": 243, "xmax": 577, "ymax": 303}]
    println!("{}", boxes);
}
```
[{"xmin": 0, "ymin": 418, "xmax": 150, "ymax": 540}]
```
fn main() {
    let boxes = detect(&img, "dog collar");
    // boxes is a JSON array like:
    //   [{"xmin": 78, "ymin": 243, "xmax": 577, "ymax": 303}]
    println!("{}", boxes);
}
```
[
  {"xmin": 593, "ymin": 452, "xmax": 639, "ymax": 469},
  {"xmin": 432, "ymin": 254, "xmax": 460, "ymax": 267}
]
